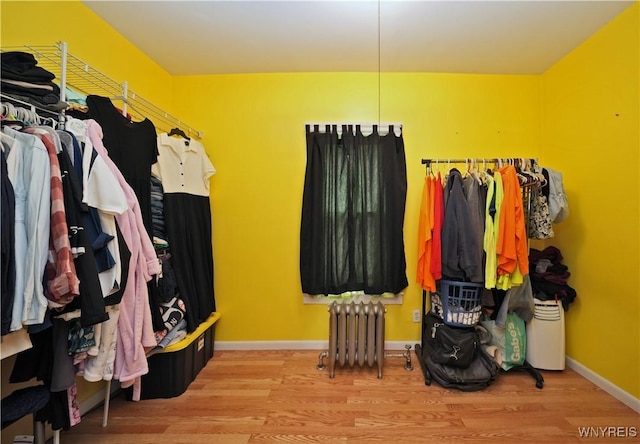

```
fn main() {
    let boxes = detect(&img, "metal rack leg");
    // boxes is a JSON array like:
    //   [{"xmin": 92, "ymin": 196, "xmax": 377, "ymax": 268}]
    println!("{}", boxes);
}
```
[
  {"xmin": 414, "ymin": 344, "xmax": 432, "ymax": 386},
  {"xmin": 33, "ymin": 419, "xmax": 45, "ymax": 444},
  {"xmin": 102, "ymin": 380, "xmax": 112, "ymax": 427}
]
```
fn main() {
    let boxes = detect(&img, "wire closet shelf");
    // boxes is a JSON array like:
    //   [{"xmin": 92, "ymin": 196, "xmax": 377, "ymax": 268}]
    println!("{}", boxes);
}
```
[{"xmin": 1, "ymin": 42, "xmax": 203, "ymax": 138}]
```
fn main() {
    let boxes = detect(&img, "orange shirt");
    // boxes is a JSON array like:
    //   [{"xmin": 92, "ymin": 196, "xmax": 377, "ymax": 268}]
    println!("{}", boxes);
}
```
[
  {"xmin": 496, "ymin": 165, "xmax": 529, "ymax": 279},
  {"xmin": 417, "ymin": 176, "xmax": 436, "ymax": 292}
]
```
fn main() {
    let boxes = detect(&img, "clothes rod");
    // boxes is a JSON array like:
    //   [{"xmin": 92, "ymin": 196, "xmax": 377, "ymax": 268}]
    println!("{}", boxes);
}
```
[
  {"xmin": 1, "ymin": 93, "xmax": 62, "ymax": 118},
  {"xmin": 421, "ymin": 157, "xmax": 537, "ymax": 165}
]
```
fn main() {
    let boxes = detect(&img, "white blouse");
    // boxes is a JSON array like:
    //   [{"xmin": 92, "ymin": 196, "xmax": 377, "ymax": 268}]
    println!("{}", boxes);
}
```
[{"xmin": 152, "ymin": 133, "xmax": 215, "ymax": 197}]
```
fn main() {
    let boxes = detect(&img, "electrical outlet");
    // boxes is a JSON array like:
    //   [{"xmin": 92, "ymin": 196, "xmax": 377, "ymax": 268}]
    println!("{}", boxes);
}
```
[{"xmin": 412, "ymin": 309, "xmax": 421, "ymax": 323}]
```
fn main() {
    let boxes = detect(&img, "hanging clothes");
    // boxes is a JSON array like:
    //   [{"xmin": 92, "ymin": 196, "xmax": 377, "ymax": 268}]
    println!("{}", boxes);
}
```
[
  {"xmin": 23, "ymin": 127, "xmax": 80, "ymax": 306},
  {"xmin": 153, "ymin": 133, "xmax": 216, "ymax": 332},
  {"xmin": 82, "ymin": 96, "xmax": 165, "ymax": 333},
  {"xmin": 545, "ymin": 167, "xmax": 569, "ymax": 223},
  {"xmin": 84, "ymin": 119, "xmax": 161, "ymax": 400},
  {"xmin": 417, "ymin": 175, "xmax": 436, "ymax": 292},
  {"xmin": 9, "ymin": 318, "xmax": 76, "ymax": 432},
  {"xmin": 65, "ymin": 118, "xmax": 120, "ymax": 297},
  {"xmin": 150, "ymin": 174, "xmax": 167, "ymax": 242},
  {"xmin": 483, "ymin": 172, "xmax": 503, "ymax": 289},
  {"xmin": 84, "ymin": 95, "xmax": 158, "ymax": 237},
  {"xmin": 430, "ymin": 172, "xmax": 444, "ymax": 282},
  {"xmin": 55, "ymin": 130, "xmax": 85, "ymax": 256},
  {"xmin": 441, "ymin": 168, "xmax": 483, "ymax": 282},
  {"xmin": 495, "ymin": 164, "xmax": 528, "ymax": 289},
  {"xmin": 1, "ymin": 145, "xmax": 16, "ymax": 335},
  {"xmin": 82, "ymin": 305, "xmax": 119, "ymax": 384},
  {"xmin": 55, "ymin": 131, "xmax": 109, "ymax": 328},
  {"xmin": 67, "ymin": 118, "xmax": 128, "ymax": 298},
  {"xmin": 3, "ymin": 126, "xmax": 51, "ymax": 329},
  {"xmin": 463, "ymin": 172, "xmax": 487, "ymax": 282}
]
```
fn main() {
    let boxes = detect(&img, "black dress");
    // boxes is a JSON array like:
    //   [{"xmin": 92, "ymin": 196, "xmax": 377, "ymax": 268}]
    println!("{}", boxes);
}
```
[{"xmin": 85, "ymin": 95, "xmax": 158, "ymax": 237}]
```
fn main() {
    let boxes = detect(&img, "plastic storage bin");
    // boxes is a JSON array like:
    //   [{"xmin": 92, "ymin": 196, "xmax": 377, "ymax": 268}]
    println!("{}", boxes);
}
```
[
  {"xmin": 138, "ymin": 312, "xmax": 220, "ymax": 399},
  {"xmin": 432, "ymin": 280, "xmax": 484, "ymax": 327},
  {"xmin": 526, "ymin": 299, "xmax": 565, "ymax": 370}
]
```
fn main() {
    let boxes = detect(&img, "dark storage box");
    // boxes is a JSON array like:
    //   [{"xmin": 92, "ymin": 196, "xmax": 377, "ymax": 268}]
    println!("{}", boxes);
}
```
[{"xmin": 137, "ymin": 313, "xmax": 219, "ymax": 400}]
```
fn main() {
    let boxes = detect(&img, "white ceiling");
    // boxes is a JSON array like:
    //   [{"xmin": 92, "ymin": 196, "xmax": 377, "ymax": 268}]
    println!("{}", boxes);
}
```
[{"xmin": 84, "ymin": 0, "xmax": 634, "ymax": 75}]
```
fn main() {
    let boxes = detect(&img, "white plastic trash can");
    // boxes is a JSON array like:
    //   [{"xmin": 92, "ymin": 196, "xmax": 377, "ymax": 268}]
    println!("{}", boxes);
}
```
[{"xmin": 525, "ymin": 298, "xmax": 565, "ymax": 370}]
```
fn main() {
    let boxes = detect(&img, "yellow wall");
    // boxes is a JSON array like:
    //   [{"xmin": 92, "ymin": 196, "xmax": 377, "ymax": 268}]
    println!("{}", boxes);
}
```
[
  {"xmin": 541, "ymin": 3, "xmax": 640, "ymax": 398},
  {"xmin": 0, "ymin": 0, "xmax": 174, "ymax": 110},
  {"xmin": 172, "ymin": 72, "xmax": 541, "ymax": 342}
]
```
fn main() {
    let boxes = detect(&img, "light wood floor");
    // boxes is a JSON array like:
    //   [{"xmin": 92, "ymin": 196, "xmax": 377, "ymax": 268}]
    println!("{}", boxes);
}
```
[{"xmin": 58, "ymin": 350, "xmax": 639, "ymax": 444}]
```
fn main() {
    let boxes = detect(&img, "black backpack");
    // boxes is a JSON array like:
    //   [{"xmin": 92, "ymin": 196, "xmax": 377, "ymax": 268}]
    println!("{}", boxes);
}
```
[{"xmin": 420, "ymin": 312, "xmax": 500, "ymax": 392}]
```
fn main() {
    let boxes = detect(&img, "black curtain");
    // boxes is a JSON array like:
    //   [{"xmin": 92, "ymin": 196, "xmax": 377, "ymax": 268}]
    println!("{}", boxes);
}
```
[{"xmin": 300, "ymin": 124, "xmax": 408, "ymax": 295}]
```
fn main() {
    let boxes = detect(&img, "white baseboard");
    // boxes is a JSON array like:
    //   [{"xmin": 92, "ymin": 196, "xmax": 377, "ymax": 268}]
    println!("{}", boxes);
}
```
[
  {"xmin": 214, "ymin": 340, "xmax": 416, "ymax": 351},
  {"xmin": 215, "ymin": 340, "xmax": 325, "ymax": 350},
  {"xmin": 566, "ymin": 356, "xmax": 640, "ymax": 414}
]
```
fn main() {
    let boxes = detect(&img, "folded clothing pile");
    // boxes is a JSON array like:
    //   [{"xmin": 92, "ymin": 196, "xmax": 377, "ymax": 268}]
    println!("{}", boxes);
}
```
[
  {"xmin": 1, "ymin": 51, "xmax": 67, "ymax": 111},
  {"xmin": 152, "ymin": 296, "xmax": 187, "ymax": 353},
  {"xmin": 529, "ymin": 246, "xmax": 577, "ymax": 311},
  {"xmin": 150, "ymin": 175, "xmax": 167, "ymax": 241}
]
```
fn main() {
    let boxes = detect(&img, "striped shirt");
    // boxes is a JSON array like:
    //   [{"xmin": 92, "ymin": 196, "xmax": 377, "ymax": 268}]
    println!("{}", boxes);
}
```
[{"xmin": 25, "ymin": 127, "xmax": 79, "ymax": 305}]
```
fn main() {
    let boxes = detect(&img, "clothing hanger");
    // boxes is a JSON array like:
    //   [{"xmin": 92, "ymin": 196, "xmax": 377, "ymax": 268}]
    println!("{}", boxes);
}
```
[
  {"xmin": 483, "ymin": 158, "xmax": 494, "ymax": 179},
  {"xmin": 428, "ymin": 159, "xmax": 437, "ymax": 178},
  {"xmin": 1, "ymin": 102, "xmax": 19, "ymax": 121},
  {"xmin": 423, "ymin": 159, "xmax": 430, "ymax": 176},
  {"xmin": 40, "ymin": 116, "xmax": 58, "ymax": 129},
  {"xmin": 2, "ymin": 103, "xmax": 28, "ymax": 129},
  {"xmin": 18, "ymin": 106, "xmax": 41, "ymax": 126},
  {"xmin": 110, "ymin": 95, "xmax": 143, "ymax": 121},
  {"xmin": 2, "ymin": 99, "xmax": 59, "ymax": 128},
  {"xmin": 0, "ymin": 118, "xmax": 25, "ymax": 129},
  {"xmin": 529, "ymin": 158, "xmax": 547, "ymax": 187},
  {"xmin": 519, "ymin": 158, "xmax": 538, "ymax": 186},
  {"xmin": 168, "ymin": 127, "xmax": 191, "ymax": 141},
  {"xmin": 509, "ymin": 158, "xmax": 530, "ymax": 185},
  {"xmin": 471, "ymin": 158, "xmax": 483, "ymax": 185}
]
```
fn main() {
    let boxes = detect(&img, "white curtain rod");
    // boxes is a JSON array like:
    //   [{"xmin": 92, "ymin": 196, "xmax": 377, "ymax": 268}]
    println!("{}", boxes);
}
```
[{"xmin": 305, "ymin": 122, "xmax": 403, "ymax": 136}]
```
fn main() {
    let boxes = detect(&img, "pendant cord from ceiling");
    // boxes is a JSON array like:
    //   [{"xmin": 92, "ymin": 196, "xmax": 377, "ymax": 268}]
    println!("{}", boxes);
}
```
[{"xmin": 377, "ymin": 0, "xmax": 381, "ymax": 127}]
